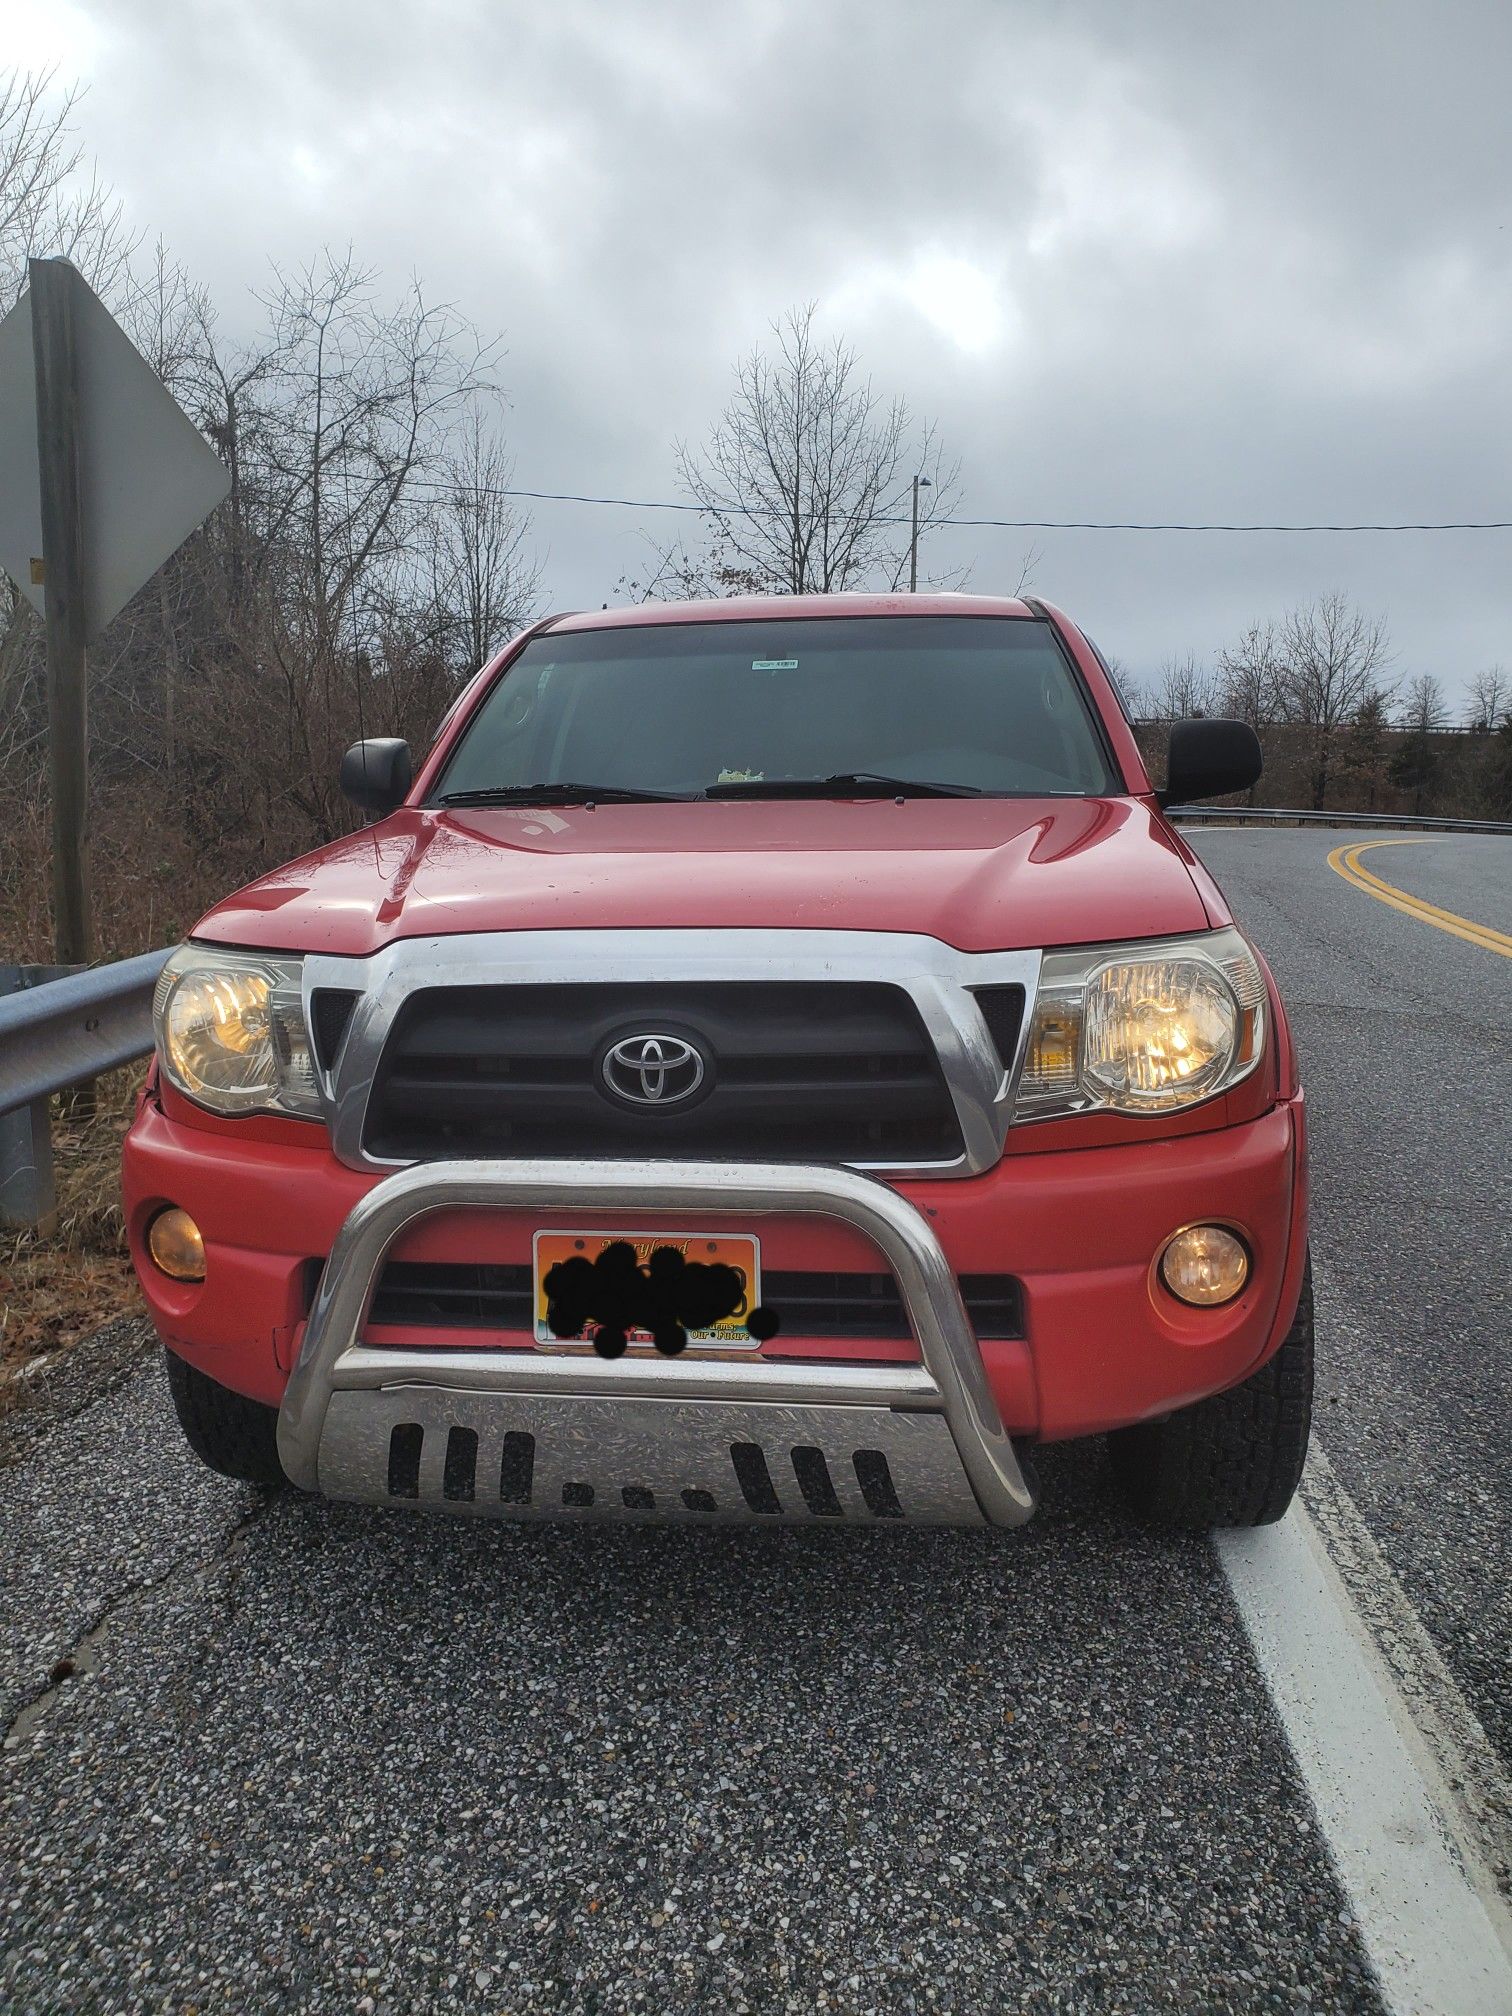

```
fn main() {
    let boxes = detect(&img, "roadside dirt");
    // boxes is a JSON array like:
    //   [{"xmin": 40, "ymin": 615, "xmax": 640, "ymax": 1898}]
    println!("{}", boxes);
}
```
[{"xmin": 1, "ymin": 1069, "xmax": 144, "ymax": 1396}]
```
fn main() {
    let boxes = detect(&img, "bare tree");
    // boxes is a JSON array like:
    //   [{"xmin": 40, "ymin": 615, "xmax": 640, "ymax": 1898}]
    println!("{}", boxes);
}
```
[
  {"xmin": 426, "ymin": 406, "xmax": 541, "ymax": 670},
  {"xmin": 0, "ymin": 80, "xmax": 549, "ymax": 959},
  {"xmin": 0, "ymin": 585, "xmax": 38, "ymax": 772},
  {"xmin": 0, "ymin": 65, "xmax": 137, "ymax": 305},
  {"xmin": 1008, "ymin": 545, "xmax": 1041, "ymax": 599},
  {"xmin": 1397, "ymin": 673, "xmax": 1448, "ymax": 735},
  {"xmin": 1215, "ymin": 620, "xmax": 1288, "ymax": 732},
  {"xmin": 189, "ymin": 289, "xmax": 282, "ymax": 634},
  {"xmin": 1152, "ymin": 653, "xmax": 1216, "ymax": 720},
  {"xmin": 119, "ymin": 238, "xmax": 210, "ymax": 398},
  {"xmin": 1338, "ymin": 689, "xmax": 1392, "ymax": 813},
  {"xmin": 1390, "ymin": 673, "xmax": 1448, "ymax": 816},
  {"xmin": 110, "ymin": 243, "xmax": 220, "ymax": 774},
  {"xmin": 224, "ymin": 250, "xmax": 501, "ymax": 830},
  {"xmin": 1280, "ymin": 593, "xmax": 1394, "ymax": 809},
  {"xmin": 1212, "ymin": 622, "xmax": 1290, "ymax": 804},
  {"xmin": 676, "ymin": 303, "xmax": 961, "ymax": 595},
  {"xmin": 613, "ymin": 530, "xmax": 768, "ymax": 605},
  {"xmin": 1465, "ymin": 666, "xmax": 1510, "ymax": 731}
]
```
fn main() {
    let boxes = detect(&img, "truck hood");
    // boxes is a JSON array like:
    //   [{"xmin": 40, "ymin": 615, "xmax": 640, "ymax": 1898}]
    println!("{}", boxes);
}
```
[{"xmin": 193, "ymin": 797, "xmax": 1219, "ymax": 959}]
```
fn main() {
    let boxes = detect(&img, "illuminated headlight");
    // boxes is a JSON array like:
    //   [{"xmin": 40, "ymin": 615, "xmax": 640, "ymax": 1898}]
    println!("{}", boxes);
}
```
[
  {"xmin": 152, "ymin": 945, "xmax": 320, "ymax": 1118},
  {"xmin": 1015, "ymin": 927, "xmax": 1266, "ymax": 1119}
]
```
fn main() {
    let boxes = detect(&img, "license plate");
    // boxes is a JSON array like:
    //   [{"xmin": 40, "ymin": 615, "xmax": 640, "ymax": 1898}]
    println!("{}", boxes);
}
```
[{"xmin": 532, "ymin": 1230, "xmax": 762, "ymax": 1349}]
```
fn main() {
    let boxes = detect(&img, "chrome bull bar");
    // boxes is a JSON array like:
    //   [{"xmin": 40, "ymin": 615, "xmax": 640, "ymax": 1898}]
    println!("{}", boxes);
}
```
[{"xmin": 277, "ymin": 1159, "xmax": 1037, "ymax": 1528}]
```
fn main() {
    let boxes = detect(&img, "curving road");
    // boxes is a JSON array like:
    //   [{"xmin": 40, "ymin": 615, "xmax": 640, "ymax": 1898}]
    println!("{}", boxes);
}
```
[
  {"xmin": 1, "ymin": 829, "xmax": 1508, "ymax": 2016},
  {"xmin": 1194, "ymin": 829, "xmax": 1512, "ymax": 1766}
]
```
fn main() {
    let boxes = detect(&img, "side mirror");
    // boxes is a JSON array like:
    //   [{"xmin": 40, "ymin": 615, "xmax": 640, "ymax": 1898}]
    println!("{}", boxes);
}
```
[
  {"xmin": 340, "ymin": 738, "xmax": 412, "ymax": 818},
  {"xmin": 1160, "ymin": 717, "xmax": 1262, "ymax": 806}
]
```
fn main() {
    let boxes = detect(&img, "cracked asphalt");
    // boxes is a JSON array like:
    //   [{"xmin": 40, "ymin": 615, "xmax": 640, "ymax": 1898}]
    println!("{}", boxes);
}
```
[{"xmin": 1, "ymin": 828, "xmax": 1506, "ymax": 2014}]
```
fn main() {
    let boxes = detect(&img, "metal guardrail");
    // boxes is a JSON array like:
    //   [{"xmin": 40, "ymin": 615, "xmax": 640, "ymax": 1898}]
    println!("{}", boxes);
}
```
[
  {"xmin": 0, "ymin": 949, "xmax": 170, "ymax": 1226},
  {"xmin": 0, "ymin": 950, "xmax": 170, "ymax": 1115},
  {"xmin": 1167, "ymin": 806, "xmax": 1512, "ymax": 835}
]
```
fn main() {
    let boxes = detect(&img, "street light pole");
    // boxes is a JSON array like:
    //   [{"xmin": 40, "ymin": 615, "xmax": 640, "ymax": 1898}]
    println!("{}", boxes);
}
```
[{"xmin": 908, "ymin": 472, "xmax": 932, "ymax": 592}]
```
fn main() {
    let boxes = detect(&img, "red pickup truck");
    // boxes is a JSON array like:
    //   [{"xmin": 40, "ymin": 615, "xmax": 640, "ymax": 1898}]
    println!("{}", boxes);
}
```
[{"xmin": 123, "ymin": 594, "xmax": 1311, "ymax": 1530}]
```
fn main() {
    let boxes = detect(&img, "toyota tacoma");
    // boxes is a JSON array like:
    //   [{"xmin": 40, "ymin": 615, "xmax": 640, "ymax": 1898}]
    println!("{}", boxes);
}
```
[{"xmin": 123, "ymin": 594, "xmax": 1312, "ymax": 1530}]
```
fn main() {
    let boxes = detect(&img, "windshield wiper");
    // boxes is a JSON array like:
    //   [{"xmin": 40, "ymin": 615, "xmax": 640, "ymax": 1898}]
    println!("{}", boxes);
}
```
[
  {"xmin": 437, "ymin": 781, "xmax": 697, "ymax": 807},
  {"xmin": 705, "ymin": 771, "xmax": 982, "ymax": 800}
]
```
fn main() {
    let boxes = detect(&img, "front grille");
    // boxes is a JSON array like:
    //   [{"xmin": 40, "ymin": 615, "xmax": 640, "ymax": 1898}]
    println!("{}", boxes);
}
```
[
  {"xmin": 310, "ymin": 988, "xmax": 359, "ymax": 1070},
  {"xmin": 373, "ymin": 1262, "xmax": 534, "ymax": 1330},
  {"xmin": 361, "ymin": 981, "xmax": 963, "ymax": 1164},
  {"xmin": 970, "ymin": 985, "xmax": 1026, "ymax": 1072},
  {"xmin": 369, "ymin": 1261, "xmax": 1024, "ymax": 1340}
]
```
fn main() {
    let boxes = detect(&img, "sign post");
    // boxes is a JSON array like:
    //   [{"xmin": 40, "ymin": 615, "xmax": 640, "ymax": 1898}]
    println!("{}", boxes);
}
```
[
  {"xmin": 0, "ymin": 257, "xmax": 233, "ymax": 972},
  {"xmin": 29, "ymin": 259, "xmax": 93, "ymax": 968}
]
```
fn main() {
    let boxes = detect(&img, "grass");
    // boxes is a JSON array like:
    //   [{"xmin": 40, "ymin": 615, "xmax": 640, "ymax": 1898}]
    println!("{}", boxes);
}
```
[{"xmin": 0, "ymin": 1066, "xmax": 145, "ymax": 1382}]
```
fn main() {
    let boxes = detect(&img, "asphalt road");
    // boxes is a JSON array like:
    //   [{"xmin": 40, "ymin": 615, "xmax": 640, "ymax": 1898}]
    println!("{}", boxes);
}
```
[
  {"xmin": 1, "ymin": 828, "xmax": 1508, "ymax": 2016},
  {"xmin": 1193, "ymin": 829, "xmax": 1512, "ymax": 1769}
]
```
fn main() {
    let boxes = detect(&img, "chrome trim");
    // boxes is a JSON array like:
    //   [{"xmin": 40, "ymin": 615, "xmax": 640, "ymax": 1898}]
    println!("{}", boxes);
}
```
[
  {"xmin": 339, "ymin": 1356, "xmax": 941, "ymax": 1406},
  {"xmin": 276, "ymin": 1157, "xmax": 1037, "ymax": 1528},
  {"xmin": 301, "ymin": 929, "xmax": 1041, "ymax": 1179}
]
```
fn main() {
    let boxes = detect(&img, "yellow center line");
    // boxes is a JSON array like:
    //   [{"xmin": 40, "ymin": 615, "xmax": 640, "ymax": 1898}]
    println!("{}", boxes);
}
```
[{"xmin": 1326, "ymin": 838, "xmax": 1512, "ymax": 958}]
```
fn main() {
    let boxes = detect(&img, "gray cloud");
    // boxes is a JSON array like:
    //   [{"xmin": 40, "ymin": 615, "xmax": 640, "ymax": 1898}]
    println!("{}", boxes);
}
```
[{"xmin": 18, "ymin": 0, "xmax": 1512, "ymax": 700}]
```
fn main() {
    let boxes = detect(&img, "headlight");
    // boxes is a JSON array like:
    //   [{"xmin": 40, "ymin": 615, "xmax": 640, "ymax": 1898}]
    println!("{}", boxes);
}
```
[
  {"xmin": 1014, "ymin": 927, "xmax": 1266, "ymax": 1119},
  {"xmin": 152, "ymin": 945, "xmax": 321, "ymax": 1118}
]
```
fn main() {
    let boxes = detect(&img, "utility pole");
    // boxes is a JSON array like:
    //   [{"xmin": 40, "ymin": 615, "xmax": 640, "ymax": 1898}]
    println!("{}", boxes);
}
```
[
  {"xmin": 29, "ymin": 258, "xmax": 93, "ymax": 970},
  {"xmin": 908, "ymin": 472, "xmax": 932, "ymax": 592}
]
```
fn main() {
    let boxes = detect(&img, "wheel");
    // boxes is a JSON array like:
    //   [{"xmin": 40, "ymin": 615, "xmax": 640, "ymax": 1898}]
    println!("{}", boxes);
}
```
[
  {"xmin": 1109, "ymin": 1255, "xmax": 1314, "ymax": 1529},
  {"xmin": 164, "ymin": 1350, "xmax": 285, "ymax": 1486}
]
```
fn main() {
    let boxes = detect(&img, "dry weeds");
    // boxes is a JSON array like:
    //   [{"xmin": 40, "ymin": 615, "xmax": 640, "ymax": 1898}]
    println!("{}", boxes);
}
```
[{"xmin": 1, "ymin": 1066, "xmax": 145, "ymax": 1380}]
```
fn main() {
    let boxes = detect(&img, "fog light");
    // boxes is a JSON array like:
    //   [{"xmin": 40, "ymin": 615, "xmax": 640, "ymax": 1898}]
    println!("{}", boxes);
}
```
[
  {"xmin": 147, "ymin": 1208, "xmax": 206, "ymax": 1282},
  {"xmin": 1159, "ymin": 1224, "xmax": 1248, "ymax": 1307}
]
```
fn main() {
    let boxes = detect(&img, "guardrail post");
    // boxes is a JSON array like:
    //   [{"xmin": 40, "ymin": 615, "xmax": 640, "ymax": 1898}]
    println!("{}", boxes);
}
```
[
  {"xmin": 0, "ymin": 964, "xmax": 78, "ymax": 1232},
  {"xmin": 0, "ymin": 1095, "xmax": 56, "ymax": 1232}
]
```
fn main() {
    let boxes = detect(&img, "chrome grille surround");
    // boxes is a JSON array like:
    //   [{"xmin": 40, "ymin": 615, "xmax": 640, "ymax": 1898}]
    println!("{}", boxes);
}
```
[{"xmin": 300, "ymin": 930, "xmax": 1041, "ymax": 1179}]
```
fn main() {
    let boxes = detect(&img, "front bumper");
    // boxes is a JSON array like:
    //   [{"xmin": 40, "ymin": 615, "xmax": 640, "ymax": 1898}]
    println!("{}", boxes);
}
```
[
  {"xmin": 279, "ymin": 1159, "xmax": 1035, "ymax": 1527},
  {"xmin": 124, "ymin": 1092, "xmax": 1308, "ymax": 1524}
]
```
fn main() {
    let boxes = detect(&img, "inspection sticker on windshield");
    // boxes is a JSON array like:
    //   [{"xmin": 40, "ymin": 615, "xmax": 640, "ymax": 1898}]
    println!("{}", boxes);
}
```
[{"xmin": 752, "ymin": 658, "xmax": 798, "ymax": 670}]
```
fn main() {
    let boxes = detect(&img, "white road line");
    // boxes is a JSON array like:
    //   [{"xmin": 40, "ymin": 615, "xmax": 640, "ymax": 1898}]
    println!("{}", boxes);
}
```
[
  {"xmin": 1217, "ymin": 1456, "xmax": 1512, "ymax": 2016},
  {"xmin": 1300, "ymin": 1442, "xmax": 1512, "ymax": 1892}
]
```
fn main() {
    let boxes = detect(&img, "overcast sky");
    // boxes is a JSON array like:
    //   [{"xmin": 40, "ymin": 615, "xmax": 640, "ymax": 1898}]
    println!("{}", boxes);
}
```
[{"xmin": 13, "ymin": 0, "xmax": 1511, "ymax": 705}]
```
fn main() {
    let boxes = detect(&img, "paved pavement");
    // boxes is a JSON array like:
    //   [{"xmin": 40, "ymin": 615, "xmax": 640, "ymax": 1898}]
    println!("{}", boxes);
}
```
[
  {"xmin": 1193, "ymin": 830, "xmax": 1512, "ymax": 1770},
  {"xmin": 1, "ymin": 828, "xmax": 1508, "ymax": 2015}
]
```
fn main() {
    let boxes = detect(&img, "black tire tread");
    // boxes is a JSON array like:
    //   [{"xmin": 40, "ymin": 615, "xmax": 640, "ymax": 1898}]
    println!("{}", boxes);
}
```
[
  {"xmin": 1109, "ymin": 1256, "xmax": 1314, "ymax": 1529},
  {"xmin": 164, "ymin": 1350, "xmax": 285, "ymax": 1485}
]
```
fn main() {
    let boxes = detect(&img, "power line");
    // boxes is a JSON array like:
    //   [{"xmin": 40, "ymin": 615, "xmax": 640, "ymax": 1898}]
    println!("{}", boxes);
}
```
[{"xmin": 408, "ymin": 478, "xmax": 1512, "ymax": 534}]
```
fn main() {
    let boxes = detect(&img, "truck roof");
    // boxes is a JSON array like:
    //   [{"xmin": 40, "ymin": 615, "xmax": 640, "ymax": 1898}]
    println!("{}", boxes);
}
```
[{"xmin": 546, "ymin": 591, "xmax": 1037, "ymax": 634}]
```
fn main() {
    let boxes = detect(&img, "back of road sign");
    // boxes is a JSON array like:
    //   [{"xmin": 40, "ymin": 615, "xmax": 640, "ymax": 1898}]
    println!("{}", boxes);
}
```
[{"xmin": 0, "ymin": 266, "xmax": 231, "ymax": 643}]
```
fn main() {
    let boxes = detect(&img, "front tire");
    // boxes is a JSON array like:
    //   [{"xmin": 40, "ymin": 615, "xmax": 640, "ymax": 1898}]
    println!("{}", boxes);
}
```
[
  {"xmin": 1109, "ymin": 1256, "xmax": 1313, "ymax": 1529},
  {"xmin": 164, "ymin": 1350, "xmax": 285, "ymax": 1486}
]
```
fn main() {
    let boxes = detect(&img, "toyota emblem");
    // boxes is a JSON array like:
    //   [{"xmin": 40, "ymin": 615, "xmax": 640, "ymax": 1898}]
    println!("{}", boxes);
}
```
[{"xmin": 600, "ymin": 1032, "xmax": 707, "ymax": 1107}]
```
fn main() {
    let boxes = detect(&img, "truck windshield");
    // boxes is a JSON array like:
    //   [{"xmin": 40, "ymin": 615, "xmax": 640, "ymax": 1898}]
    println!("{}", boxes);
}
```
[{"xmin": 432, "ymin": 615, "xmax": 1119, "ymax": 802}]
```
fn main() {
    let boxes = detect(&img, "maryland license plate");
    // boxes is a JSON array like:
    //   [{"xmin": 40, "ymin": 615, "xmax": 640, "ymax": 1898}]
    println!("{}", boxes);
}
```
[{"xmin": 532, "ymin": 1230, "xmax": 762, "ymax": 1349}]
